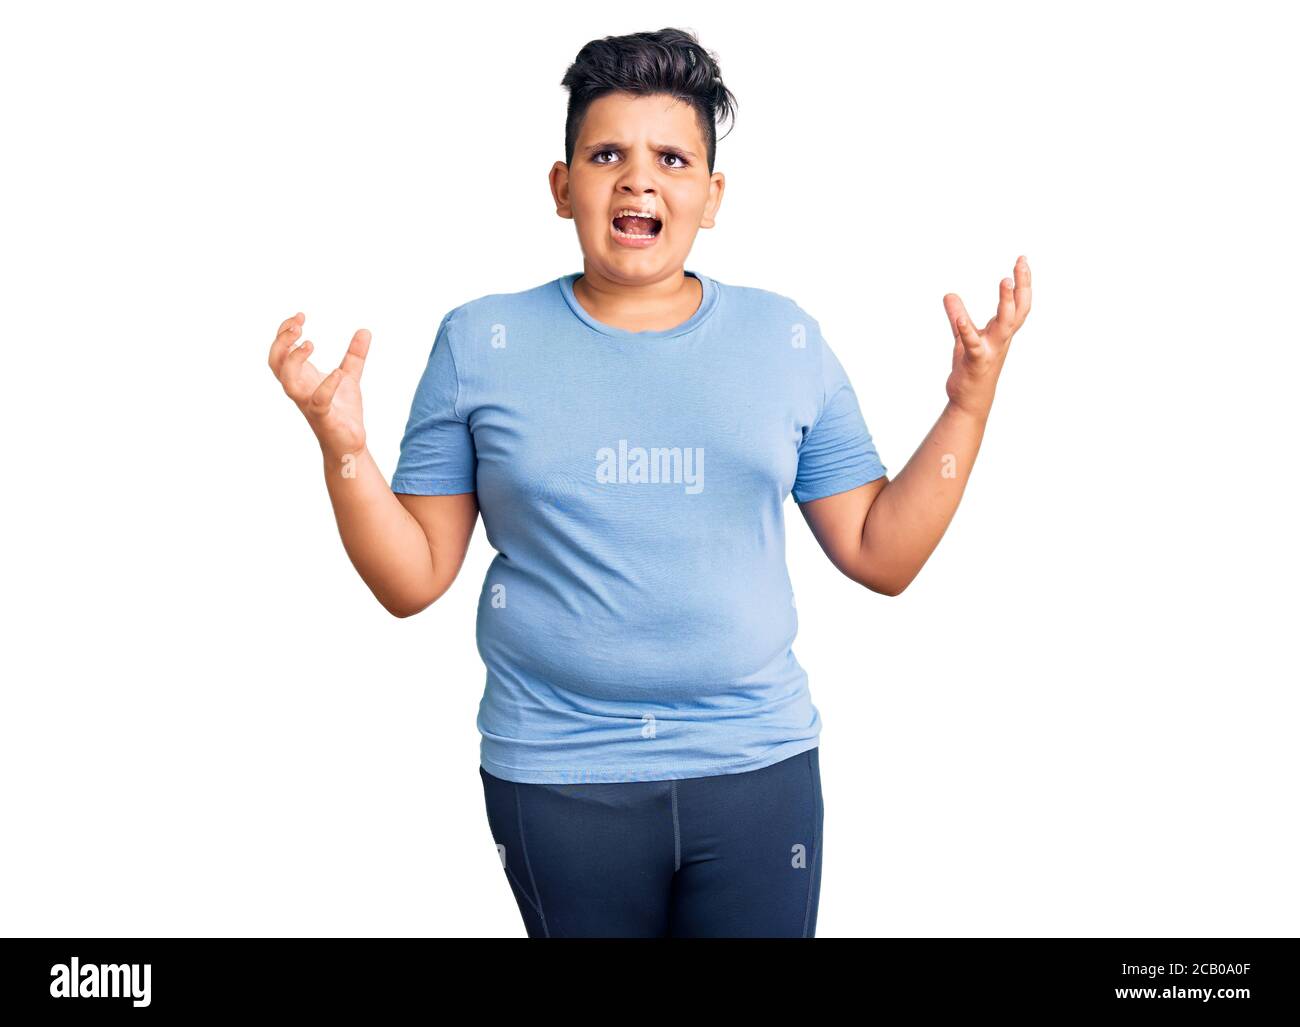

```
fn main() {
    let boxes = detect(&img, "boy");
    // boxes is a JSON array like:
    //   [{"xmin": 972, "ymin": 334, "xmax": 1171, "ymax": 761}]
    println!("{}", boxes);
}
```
[{"xmin": 267, "ymin": 27, "xmax": 1030, "ymax": 937}]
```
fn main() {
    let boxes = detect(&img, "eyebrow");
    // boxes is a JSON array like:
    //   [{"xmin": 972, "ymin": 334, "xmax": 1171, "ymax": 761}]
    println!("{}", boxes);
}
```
[{"xmin": 581, "ymin": 140, "xmax": 698, "ymax": 159}]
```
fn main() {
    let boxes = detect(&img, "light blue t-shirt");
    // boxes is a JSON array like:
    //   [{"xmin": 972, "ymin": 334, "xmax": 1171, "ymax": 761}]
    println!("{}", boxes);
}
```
[{"xmin": 391, "ymin": 269, "xmax": 887, "ymax": 784}]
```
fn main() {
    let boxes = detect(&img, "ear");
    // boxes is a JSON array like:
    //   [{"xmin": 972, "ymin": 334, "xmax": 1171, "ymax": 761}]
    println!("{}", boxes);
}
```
[
  {"xmin": 700, "ymin": 171, "xmax": 725, "ymax": 229},
  {"xmin": 549, "ymin": 161, "xmax": 574, "ymax": 219}
]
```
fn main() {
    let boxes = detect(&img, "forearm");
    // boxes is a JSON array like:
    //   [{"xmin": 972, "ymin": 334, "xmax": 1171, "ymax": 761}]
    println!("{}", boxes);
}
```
[
  {"xmin": 859, "ymin": 400, "xmax": 990, "ymax": 593},
  {"xmin": 319, "ymin": 443, "xmax": 439, "ymax": 615}
]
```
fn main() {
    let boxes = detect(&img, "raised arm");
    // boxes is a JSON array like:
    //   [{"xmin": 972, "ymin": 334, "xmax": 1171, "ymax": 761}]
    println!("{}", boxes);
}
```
[
  {"xmin": 799, "ymin": 256, "xmax": 1032, "ymax": 595},
  {"xmin": 268, "ymin": 313, "xmax": 477, "ymax": 617}
]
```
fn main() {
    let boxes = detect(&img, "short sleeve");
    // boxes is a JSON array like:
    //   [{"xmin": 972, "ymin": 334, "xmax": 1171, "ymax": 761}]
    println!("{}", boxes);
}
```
[
  {"xmin": 791, "ymin": 336, "xmax": 887, "ymax": 503},
  {"xmin": 390, "ymin": 311, "xmax": 477, "ymax": 495}
]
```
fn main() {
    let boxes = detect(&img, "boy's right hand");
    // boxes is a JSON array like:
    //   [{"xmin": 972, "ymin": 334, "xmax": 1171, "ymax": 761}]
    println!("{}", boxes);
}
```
[{"xmin": 268, "ymin": 312, "xmax": 371, "ymax": 458}]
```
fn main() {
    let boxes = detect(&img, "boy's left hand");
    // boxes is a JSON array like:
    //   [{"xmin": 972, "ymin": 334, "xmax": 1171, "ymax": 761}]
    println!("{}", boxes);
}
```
[{"xmin": 944, "ymin": 255, "xmax": 1032, "ymax": 419}]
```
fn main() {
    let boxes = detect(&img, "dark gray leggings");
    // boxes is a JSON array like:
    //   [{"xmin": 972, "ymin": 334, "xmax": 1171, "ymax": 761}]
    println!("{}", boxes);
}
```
[{"xmin": 479, "ymin": 747, "xmax": 823, "ymax": 938}]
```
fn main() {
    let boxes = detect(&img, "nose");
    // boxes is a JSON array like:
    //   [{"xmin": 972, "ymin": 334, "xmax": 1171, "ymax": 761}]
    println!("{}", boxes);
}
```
[{"xmin": 615, "ymin": 152, "xmax": 658, "ymax": 200}]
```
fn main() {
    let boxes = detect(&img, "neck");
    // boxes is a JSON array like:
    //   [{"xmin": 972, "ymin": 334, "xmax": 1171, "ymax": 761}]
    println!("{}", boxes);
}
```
[{"xmin": 572, "ymin": 267, "xmax": 701, "ymax": 332}]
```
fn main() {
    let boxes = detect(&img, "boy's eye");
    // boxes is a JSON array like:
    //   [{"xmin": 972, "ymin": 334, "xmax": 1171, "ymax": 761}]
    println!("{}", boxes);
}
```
[{"xmin": 591, "ymin": 149, "xmax": 688, "ymax": 168}]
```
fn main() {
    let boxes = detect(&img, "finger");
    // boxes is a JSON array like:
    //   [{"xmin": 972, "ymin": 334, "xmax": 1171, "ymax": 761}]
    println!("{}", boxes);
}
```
[
  {"xmin": 1013, "ymin": 255, "xmax": 1032, "ymax": 325},
  {"xmin": 992, "ymin": 276, "xmax": 1016, "ymax": 339},
  {"xmin": 279, "ymin": 338, "xmax": 317, "ymax": 398},
  {"xmin": 943, "ymin": 293, "xmax": 979, "ymax": 345},
  {"xmin": 268, "ymin": 312, "xmax": 305, "ymax": 374},
  {"xmin": 943, "ymin": 293, "xmax": 963, "ymax": 335},
  {"xmin": 338, "ymin": 328, "xmax": 371, "ymax": 382},
  {"xmin": 307, "ymin": 368, "xmax": 345, "ymax": 417},
  {"xmin": 955, "ymin": 312, "xmax": 983, "ymax": 356}
]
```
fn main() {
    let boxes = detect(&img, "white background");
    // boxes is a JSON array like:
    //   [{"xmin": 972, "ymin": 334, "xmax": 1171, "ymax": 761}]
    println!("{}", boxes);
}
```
[{"xmin": 2, "ymin": 0, "xmax": 1296, "ymax": 938}]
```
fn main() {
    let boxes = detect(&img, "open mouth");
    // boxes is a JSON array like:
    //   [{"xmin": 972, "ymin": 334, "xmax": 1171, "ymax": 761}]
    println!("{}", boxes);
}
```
[{"xmin": 611, "ymin": 208, "xmax": 662, "ymax": 239}]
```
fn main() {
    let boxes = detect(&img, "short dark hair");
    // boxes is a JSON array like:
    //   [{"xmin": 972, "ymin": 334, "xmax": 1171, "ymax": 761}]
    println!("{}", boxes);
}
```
[{"xmin": 560, "ymin": 27, "xmax": 738, "ymax": 175}]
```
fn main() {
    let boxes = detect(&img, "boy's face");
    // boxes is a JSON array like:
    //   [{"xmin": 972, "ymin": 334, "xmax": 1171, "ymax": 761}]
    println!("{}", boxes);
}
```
[{"xmin": 551, "ymin": 91, "xmax": 724, "ymax": 283}]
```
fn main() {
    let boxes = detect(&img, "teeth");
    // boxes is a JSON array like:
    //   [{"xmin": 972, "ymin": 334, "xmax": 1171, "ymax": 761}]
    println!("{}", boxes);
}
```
[
  {"xmin": 612, "ymin": 208, "xmax": 660, "ymax": 239},
  {"xmin": 613, "ymin": 224, "xmax": 657, "ymax": 238}
]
